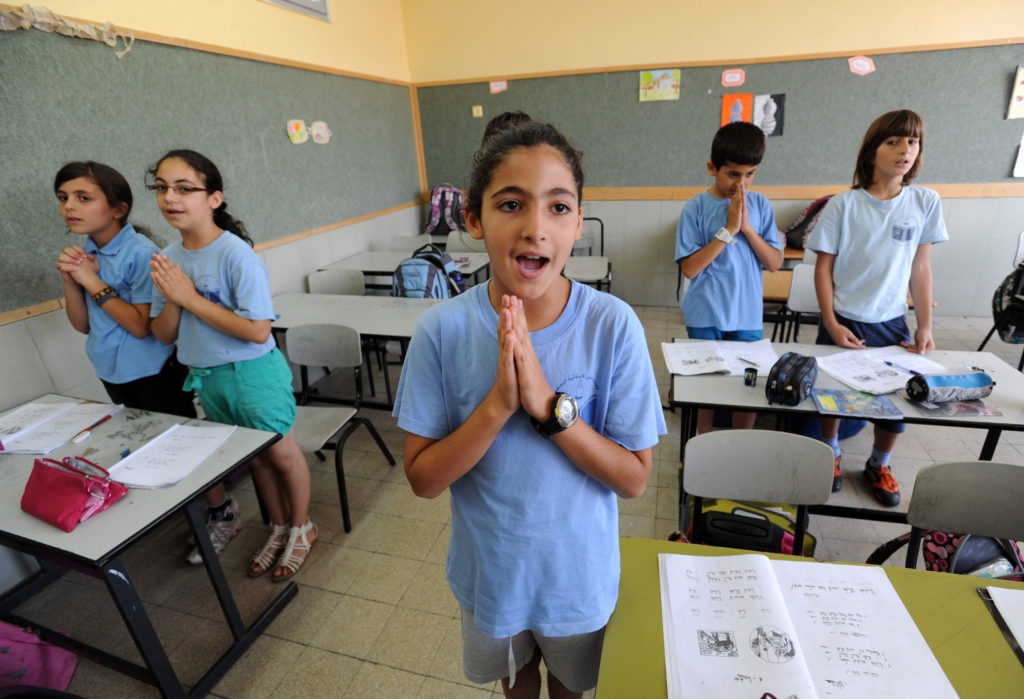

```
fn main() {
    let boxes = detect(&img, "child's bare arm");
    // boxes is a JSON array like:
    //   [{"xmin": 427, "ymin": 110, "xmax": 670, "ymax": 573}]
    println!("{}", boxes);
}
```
[
  {"xmin": 904, "ymin": 243, "xmax": 935, "ymax": 354},
  {"xmin": 405, "ymin": 300, "xmax": 520, "ymax": 498},
  {"xmin": 814, "ymin": 253, "xmax": 864, "ymax": 349}
]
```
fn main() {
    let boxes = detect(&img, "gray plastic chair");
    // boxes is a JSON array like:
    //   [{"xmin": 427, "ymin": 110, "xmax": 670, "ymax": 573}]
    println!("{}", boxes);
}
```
[
  {"xmin": 307, "ymin": 269, "xmax": 365, "ymax": 295},
  {"xmin": 905, "ymin": 460, "xmax": 1024, "ymax": 568},
  {"xmin": 284, "ymin": 323, "xmax": 395, "ymax": 532},
  {"xmin": 782, "ymin": 263, "xmax": 819, "ymax": 342},
  {"xmin": 683, "ymin": 429, "xmax": 836, "ymax": 555},
  {"xmin": 446, "ymin": 229, "xmax": 486, "ymax": 253},
  {"xmin": 564, "ymin": 217, "xmax": 611, "ymax": 291}
]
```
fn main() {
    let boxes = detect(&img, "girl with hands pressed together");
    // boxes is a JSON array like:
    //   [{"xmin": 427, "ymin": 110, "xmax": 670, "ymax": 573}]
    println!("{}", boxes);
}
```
[
  {"xmin": 394, "ymin": 121, "xmax": 665, "ymax": 699},
  {"xmin": 54, "ymin": 161, "xmax": 195, "ymax": 418},
  {"xmin": 148, "ymin": 149, "xmax": 316, "ymax": 580}
]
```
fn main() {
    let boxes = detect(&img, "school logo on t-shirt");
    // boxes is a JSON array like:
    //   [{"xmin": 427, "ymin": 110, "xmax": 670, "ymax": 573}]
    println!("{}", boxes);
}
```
[
  {"xmin": 891, "ymin": 222, "xmax": 916, "ymax": 243},
  {"xmin": 193, "ymin": 275, "xmax": 225, "ymax": 305}
]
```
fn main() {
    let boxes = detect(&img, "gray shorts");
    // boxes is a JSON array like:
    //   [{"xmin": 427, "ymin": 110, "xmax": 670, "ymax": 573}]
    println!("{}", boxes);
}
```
[{"xmin": 460, "ymin": 607, "xmax": 605, "ymax": 692}]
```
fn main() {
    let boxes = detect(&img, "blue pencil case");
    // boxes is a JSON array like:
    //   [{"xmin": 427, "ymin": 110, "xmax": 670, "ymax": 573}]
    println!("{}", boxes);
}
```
[{"xmin": 905, "ymin": 371, "xmax": 995, "ymax": 403}]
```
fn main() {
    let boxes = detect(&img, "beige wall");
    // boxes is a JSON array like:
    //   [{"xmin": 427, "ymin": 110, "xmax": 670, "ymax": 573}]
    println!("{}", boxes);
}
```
[
  {"xmin": 402, "ymin": 0, "xmax": 1024, "ymax": 83},
  {"xmin": 37, "ymin": 0, "xmax": 412, "ymax": 81}
]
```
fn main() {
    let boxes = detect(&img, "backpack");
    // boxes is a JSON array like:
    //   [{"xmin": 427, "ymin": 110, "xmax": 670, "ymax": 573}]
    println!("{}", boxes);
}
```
[
  {"xmin": 765, "ymin": 352, "xmax": 817, "ymax": 406},
  {"xmin": 867, "ymin": 530, "xmax": 1024, "ymax": 579},
  {"xmin": 393, "ymin": 243, "xmax": 462, "ymax": 299},
  {"xmin": 991, "ymin": 263, "xmax": 1024, "ymax": 343},
  {"xmin": 424, "ymin": 183, "xmax": 467, "ymax": 238},
  {"xmin": 672, "ymin": 497, "xmax": 817, "ymax": 557},
  {"xmin": 780, "ymin": 194, "xmax": 832, "ymax": 249}
]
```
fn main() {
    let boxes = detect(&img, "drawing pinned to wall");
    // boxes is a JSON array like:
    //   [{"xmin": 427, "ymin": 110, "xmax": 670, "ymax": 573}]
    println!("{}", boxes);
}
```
[
  {"xmin": 1007, "ymin": 65, "xmax": 1024, "ymax": 119},
  {"xmin": 489, "ymin": 80, "xmax": 508, "ymax": 94},
  {"xmin": 1012, "ymin": 131, "xmax": 1024, "ymax": 177},
  {"xmin": 310, "ymin": 120, "xmax": 331, "ymax": 144},
  {"xmin": 848, "ymin": 55, "xmax": 876, "ymax": 75},
  {"xmin": 753, "ymin": 94, "xmax": 785, "ymax": 137},
  {"xmin": 722, "ymin": 69, "xmax": 746, "ymax": 87},
  {"xmin": 720, "ymin": 93, "xmax": 753, "ymax": 126},
  {"xmin": 639, "ymin": 69, "xmax": 680, "ymax": 102},
  {"xmin": 286, "ymin": 119, "xmax": 309, "ymax": 144}
]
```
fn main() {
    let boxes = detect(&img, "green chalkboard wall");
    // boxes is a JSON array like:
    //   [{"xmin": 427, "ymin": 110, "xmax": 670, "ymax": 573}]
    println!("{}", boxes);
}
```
[
  {"xmin": 0, "ymin": 29, "xmax": 420, "ymax": 313},
  {"xmin": 418, "ymin": 44, "xmax": 1024, "ymax": 191}
]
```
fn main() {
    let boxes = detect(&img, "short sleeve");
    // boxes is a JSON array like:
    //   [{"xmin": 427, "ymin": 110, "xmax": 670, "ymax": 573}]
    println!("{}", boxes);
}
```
[
  {"xmin": 756, "ymin": 195, "xmax": 782, "ymax": 250},
  {"xmin": 123, "ymin": 241, "xmax": 158, "ymax": 304},
  {"xmin": 393, "ymin": 311, "xmax": 450, "ymax": 440},
  {"xmin": 806, "ymin": 194, "xmax": 843, "ymax": 255},
  {"xmin": 919, "ymin": 189, "xmax": 949, "ymax": 245},
  {"xmin": 603, "ymin": 310, "xmax": 667, "ymax": 451},
  {"xmin": 229, "ymin": 249, "xmax": 275, "ymax": 320},
  {"xmin": 675, "ymin": 200, "xmax": 703, "ymax": 263}
]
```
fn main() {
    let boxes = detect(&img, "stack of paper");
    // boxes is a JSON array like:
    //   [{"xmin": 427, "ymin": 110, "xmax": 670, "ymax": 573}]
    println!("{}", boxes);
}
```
[
  {"xmin": 816, "ymin": 346, "xmax": 945, "ymax": 394},
  {"xmin": 661, "ymin": 338, "xmax": 779, "ymax": 377},
  {"xmin": 659, "ymin": 553, "xmax": 958, "ymax": 698},
  {"xmin": 0, "ymin": 401, "xmax": 122, "ymax": 454},
  {"xmin": 108, "ymin": 423, "xmax": 238, "ymax": 488}
]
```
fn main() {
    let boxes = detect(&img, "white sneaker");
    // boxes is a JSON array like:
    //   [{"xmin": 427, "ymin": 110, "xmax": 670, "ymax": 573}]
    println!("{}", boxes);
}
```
[{"xmin": 186, "ymin": 496, "xmax": 242, "ymax": 565}]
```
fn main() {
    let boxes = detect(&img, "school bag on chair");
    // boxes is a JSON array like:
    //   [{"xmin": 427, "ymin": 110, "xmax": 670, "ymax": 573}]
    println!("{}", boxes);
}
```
[
  {"xmin": 867, "ymin": 530, "xmax": 1024, "ymax": 579},
  {"xmin": 780, "ymin": 194, "xmax": 832, "ymax": 250},
  {"xmin": 423, "ymin": 183, "xmax": 467, "ymax": 238},
  {"xmin": 393, "ymin": 243, "xmax": 462, "ymax": 299}
]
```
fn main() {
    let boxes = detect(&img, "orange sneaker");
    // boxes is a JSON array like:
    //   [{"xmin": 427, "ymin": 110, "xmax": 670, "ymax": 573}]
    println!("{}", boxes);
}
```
[
  {"xmin": 832, "ymin": 456, "xmax": 842, "ymax": 492},
  {"xmin": 865, "ymin": 462, "xmax": 901, "ymax": 507}
]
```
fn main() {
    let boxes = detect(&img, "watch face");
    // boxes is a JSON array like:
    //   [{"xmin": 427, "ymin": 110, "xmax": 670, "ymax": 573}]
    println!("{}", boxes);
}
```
[{"xmin": 555, "ymin": 394, "xmax": 578, "ymax": 427}]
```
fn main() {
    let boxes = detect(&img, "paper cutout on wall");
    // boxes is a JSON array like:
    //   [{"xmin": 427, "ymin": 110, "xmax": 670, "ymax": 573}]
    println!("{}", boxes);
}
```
[
  {"xmin": 310, "ymin": 120, "xmax": 331, "ymax": 144},
  {"xmin": 721, "ymin": 69, "xmax": 745, "ymax": 87},
  {"xmin": 753, "ymin": 94, "xmax": 785, "ymax": 137},
  {"xmin": 1012, "ymin": 131, "xmax": 1024, "ymax": 177},
  {"xmin": 720, "ymin": 93, "xmax": 753, "ymax": 126},
  {"xmin": 639, "ymin": 69, "xmax": 680, "ymax": 102},
  {"xmin": 848, "ymin": 55, "xmax": 876, "ymax": 75},
  {"xmin": 490, "ymin": 80, "xmax": 508, "ymax": 94},
  {"xmin": 1007, "ymin": 65, "xmax": 1024, "ymax": 120},
  {"xmin": 286, "ymin": 119, "xmax": 308, "ymax": 144}
]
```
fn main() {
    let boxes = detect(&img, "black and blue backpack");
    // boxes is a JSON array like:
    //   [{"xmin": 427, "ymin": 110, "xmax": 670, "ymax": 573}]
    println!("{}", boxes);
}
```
[{"xmin": 393, "ymin": 243, "xmax": 462, "ymax": 299}]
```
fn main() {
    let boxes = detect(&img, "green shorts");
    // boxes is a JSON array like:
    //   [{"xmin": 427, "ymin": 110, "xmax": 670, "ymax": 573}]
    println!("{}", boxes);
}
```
[{"xmin": 186, "ymin": 347, "xmax": 296, "ymax": 435}]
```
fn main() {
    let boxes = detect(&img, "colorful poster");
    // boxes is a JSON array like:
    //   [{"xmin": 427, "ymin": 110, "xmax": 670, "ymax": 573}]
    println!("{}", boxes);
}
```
[
  {"xmin": 720, "ymin": 93, "xmax": 753, "ymax": 125},
  {"xmin": 753, "ymin": 94, "xmax": 785, "ymax": 137},
  {"xmin": 1007, "ymin": 65, "xmax": 1024, "ymax": 119},
  {"xmin": 639, "ymin": 69, "xmax": 681, "ymax": 102}
]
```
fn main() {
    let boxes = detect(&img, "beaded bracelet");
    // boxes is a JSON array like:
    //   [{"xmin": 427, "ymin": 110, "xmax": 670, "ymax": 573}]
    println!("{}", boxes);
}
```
[{"xmin": 91, "ymin": 286, "xmax": 118, "ymax": 306}]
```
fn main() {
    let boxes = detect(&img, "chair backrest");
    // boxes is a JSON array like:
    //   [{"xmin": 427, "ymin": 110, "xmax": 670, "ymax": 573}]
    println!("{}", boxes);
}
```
[
  {"xmin": 683, "ymin": 430, "xmax": 835, "ymax": 505},
  {"xmin": 907, "ymin": 461, "xmax": 1024, "ymax": 541},
  {"xmin": 801, "ymin": 247, "xmax": 817, "ymax": 266},
  {"xmin": 379, "ymin": 234, "xmax": 432, "ymax": 252},
  {"xmin": 1014, "ymin": 232, "xmax": 1024, "ymax": 268},
  {"xmin": 786, "ymin": 263, "xmax": 820, "ymax": 314},
  {"xmin": 285, "ymin": 324, "xmax": 363, "ymax": 370},
  {"xmin": 307, "ymin": 269, "xmax": 365, "ymax": 296},
  {"xmin": 573, "ymin": 216, "xmax": 605, "ymax": 256},
  {"xmin": 446, "ymin": 230, "xmax": 486, "ymax": 253}
]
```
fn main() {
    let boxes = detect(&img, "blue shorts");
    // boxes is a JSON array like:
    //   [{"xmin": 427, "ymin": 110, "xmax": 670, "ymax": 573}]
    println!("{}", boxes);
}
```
[
  {"xmin": 686, "ymin": 327, "xmax": 763, "ymax": 342},
  {"xmin": 817, "ymin": 313, "xmax": 908, "ymax": 434},
  {"xmin": 186, "ymin": 347, "xmax": 296, "ymax": 435}
]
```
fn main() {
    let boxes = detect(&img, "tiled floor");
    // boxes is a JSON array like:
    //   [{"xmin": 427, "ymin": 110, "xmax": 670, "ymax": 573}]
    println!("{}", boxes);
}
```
[{"xmin": 15, "ymin": 308, "xmax": 1023, "ymax": 697}]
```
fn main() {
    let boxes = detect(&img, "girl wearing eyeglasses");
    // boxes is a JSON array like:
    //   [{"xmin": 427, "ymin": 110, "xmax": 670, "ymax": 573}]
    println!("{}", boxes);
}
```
[
  {"xmin": 54, "ymin": 161, "xmax": 195, "ymax": 418},
  {"xmin": 148, "ymin": 149, "xmax": 316, "ymax": 582}
]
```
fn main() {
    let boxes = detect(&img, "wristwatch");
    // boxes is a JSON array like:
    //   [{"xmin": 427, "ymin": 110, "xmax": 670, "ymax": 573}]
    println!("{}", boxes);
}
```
[
  {"xmin": 531, "ymin": 393, "xmax": 578, "ymax": 438},
  {"xmin": 714, "ymin": 227, "xmax": 736, "ymax": 245}
]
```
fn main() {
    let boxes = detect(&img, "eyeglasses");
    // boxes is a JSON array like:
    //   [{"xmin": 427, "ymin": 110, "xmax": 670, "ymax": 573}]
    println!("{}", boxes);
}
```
[{"xmin": 146, "ymin": 184, "xmax": 209, "ymax": 196}]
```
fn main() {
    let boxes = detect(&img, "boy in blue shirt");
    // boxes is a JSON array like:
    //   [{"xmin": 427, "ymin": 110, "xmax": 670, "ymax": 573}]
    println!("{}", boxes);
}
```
[{"xmin": 675, "ymin": 122, "xmax": 783, "ymax": 433}]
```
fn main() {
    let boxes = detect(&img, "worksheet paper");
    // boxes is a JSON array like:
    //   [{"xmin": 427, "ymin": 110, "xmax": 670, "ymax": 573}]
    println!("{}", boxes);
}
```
[
  {"xmin": 108, "ymin": 423, "xmax": 238, "ymax": 488},
  {"xmin": 816, "ymin": 346, "xmax": 945, "ymax": 394},
  {"xmin": 661, "ymin": 339, "xmax": 778, "ymax": 376},
  {"xmin": 987, "ymin": 586, "xmax": 1024, "ymax": 656},
  {"xmin": 0, "ymin": 402, "xmax": 121, "ymax": 454},
  {"xmin": 0, "ymin": 401, "xmax": 77, "ymax": 449},
  {"xmin": 658, "ymin": 553, "xmax": 957, "ymax": 698}
]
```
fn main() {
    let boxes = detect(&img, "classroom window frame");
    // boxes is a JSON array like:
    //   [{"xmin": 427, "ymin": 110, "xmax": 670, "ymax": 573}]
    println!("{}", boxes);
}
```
[{"xmin": 261, "ymin": 0, "xmax": 330, "ymax": 22}]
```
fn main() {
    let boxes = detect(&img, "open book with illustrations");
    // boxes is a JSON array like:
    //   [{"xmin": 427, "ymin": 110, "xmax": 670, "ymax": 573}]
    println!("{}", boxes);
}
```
[
  {"xmin": 811, "ymin": 388, "xmax": 904, "ymax": 420},
  {"xmin": 661, "ymin": 338, "xmax": 779, "ymax": 377},
  {"xmin": 659, "ymin": 553, "xmax": 957, "ymax": 699}
]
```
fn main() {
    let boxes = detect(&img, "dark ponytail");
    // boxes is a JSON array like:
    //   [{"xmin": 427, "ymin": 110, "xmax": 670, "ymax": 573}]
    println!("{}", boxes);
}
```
[{"xmin": 148, "ymin": 149, "xmax": 253, "ymax": 246}]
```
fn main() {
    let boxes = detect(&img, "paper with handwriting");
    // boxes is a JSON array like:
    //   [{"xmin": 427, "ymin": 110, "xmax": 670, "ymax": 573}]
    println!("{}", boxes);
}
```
[{"xmin": 108, "ymin": 423, "xmax": 238, "ymax": 488}]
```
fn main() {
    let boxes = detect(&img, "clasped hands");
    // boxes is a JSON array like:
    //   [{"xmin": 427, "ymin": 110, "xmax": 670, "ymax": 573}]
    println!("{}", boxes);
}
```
[
  {"xmin": 726, "ymin": 183, "xmax": 757, "ymax": 239},
  {"xmin": 150, "ymin": 253, "xmax": 197, "ymax": 307},
  {"xmin": 56, "ymin": 245, "xmax": 100, "ymax": 286},
  {"xmin": 490, "ymin": 295, "xmax": 555, "ymax": 423}
]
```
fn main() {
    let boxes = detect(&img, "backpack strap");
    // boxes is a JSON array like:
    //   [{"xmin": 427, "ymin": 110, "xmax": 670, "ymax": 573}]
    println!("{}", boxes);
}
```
[{"xmin": 865, "ymin": 531, "xmax": 912, "ymax": 565}]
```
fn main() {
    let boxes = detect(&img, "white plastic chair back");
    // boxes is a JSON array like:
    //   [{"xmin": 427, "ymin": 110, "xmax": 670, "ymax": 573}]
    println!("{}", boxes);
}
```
[
  {"xmin": 381, "ymin": 234, "xmax": 432, "ymax": 252},
  {"xmin": 307, "ymin": 269, "xmax": 365, "ymax": 296},
  {"xmin": 786, "ymin": 263, "xmax": 820, "ymax": 315},
  {"xmin": 801, "ymin": 247, "xmax": 817, "ymax": 266},
  {"xmin": 683, "ymin": 430, "xmax": 834, "ymax": 505},
  {"xmin": 285, "ymin": 324, "xmax": 363, "ymax": 370},
  {"xmin": 446, "ymin": 230, "xmax": 486, "ymax": 253},
  {"xmin": 907, "ymin": 461, "xmax": 1024, "ymax": 541}
]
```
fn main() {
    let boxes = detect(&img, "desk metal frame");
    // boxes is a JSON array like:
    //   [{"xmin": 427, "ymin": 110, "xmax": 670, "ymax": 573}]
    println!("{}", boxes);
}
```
[{"xmin": 0, "ymin": 400, "xmax": 292, "ymax": 698}]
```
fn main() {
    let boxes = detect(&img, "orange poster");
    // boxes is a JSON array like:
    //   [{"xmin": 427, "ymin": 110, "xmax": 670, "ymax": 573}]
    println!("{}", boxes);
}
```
[{"xmin": 720, "ymin": 93, "xmax": 753, "ymax": 126}]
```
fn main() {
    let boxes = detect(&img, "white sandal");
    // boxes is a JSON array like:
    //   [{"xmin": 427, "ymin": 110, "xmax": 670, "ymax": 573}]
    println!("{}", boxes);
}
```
[
  {"xmin": 248, "ymin": 523, "xmax": 288, "ymax": 578},
  {"xmin": 273, "ymin": 519, "xmax": 318, "ymax": 582}
]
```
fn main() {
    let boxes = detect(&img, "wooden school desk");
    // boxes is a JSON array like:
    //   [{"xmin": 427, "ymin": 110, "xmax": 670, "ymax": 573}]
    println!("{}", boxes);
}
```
[
  {"xmin": 669, "ymin": 343, "xmax": 1024, "ymax": 525},
  {"xmin": 0, "ymin": 395, "xmax": 288, "ymax": 699},
  {"xmin": 319, "ymin": 250, "xmax": 491, "ymax": 289},
  {"xmin": 598, "ymin": 537, "xmax": 1024, "ymax": 698},
  {"xmin": 272, "ymin": 292, "xmax": 442, "ymax": 407}
]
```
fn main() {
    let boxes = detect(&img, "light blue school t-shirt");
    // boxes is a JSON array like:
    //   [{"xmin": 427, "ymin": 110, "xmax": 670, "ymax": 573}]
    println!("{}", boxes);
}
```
[
  {"xmin": 82, "ymin": 223, "xmax": 174, "ymax": 383},
  {"xmin": 807, "ymin": 186, "xmax": 948, "ymax": 323},
  {"xmin": 393, "ymin": 281, "xmax": 666, "ymax": 638},
  {"xmin": 675, "ymin": 190, "xmax": 781, "ymax": 331},
  {"xmin": 150, "ymin": 232, "xmax": 276, "ymax": 368}
]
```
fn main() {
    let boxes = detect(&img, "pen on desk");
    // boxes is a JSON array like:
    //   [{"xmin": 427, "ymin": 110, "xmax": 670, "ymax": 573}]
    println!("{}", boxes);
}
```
[
  {"xmin": 71, "ymin": 413, "xmax": 115, "ymax": 443},
  {"xmin": 883, "ymin": 360, "xmax": 922, "ymax": 376},
  {"xmin": 736, "ymin": 357, "xmax": 760, "ymax": 368},
  {"xmin": 120, "ymin": 448, "xmax": 131, "ymax": 459}
]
